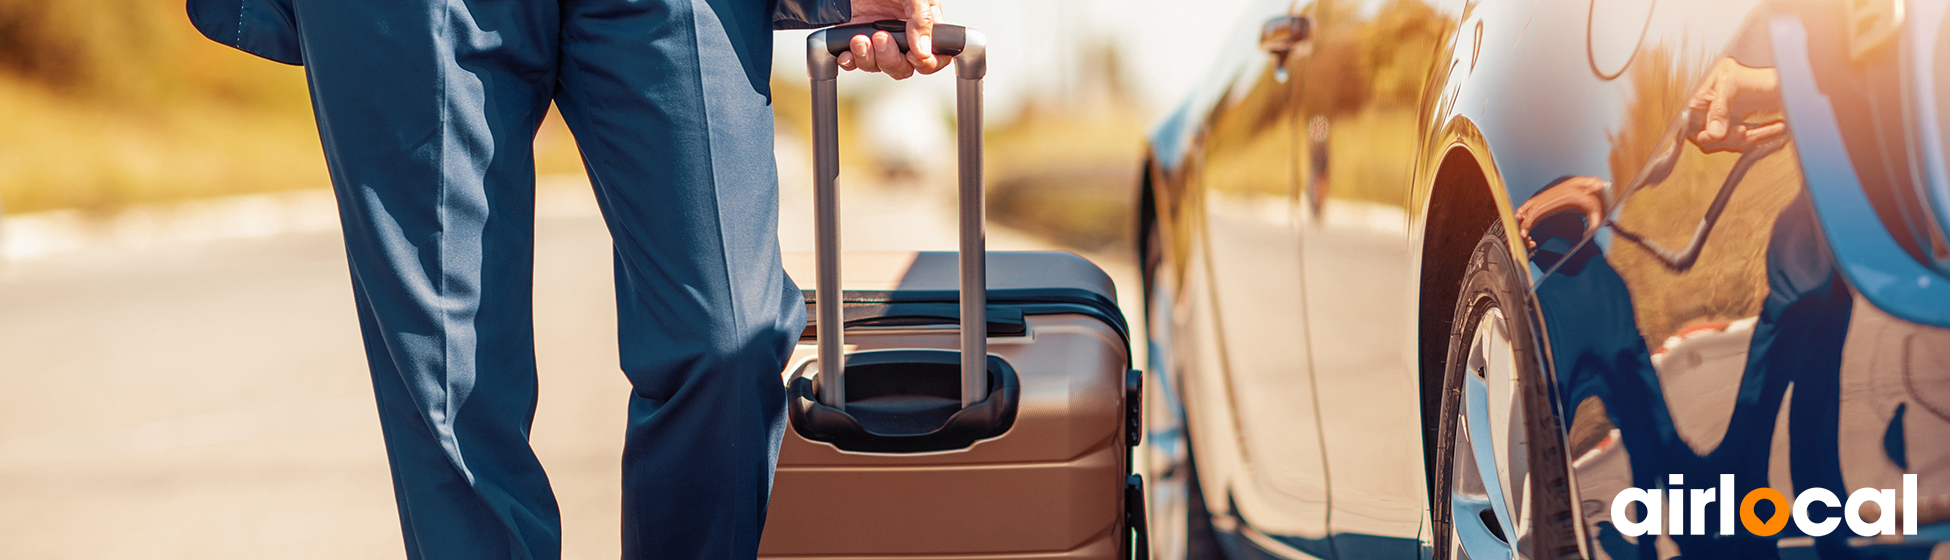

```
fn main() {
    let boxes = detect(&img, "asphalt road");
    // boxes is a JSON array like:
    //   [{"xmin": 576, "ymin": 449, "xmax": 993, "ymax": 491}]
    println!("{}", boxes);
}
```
[{"xmin": 0, "ymin": 147, "xmax": 1140, "ymax": 559}]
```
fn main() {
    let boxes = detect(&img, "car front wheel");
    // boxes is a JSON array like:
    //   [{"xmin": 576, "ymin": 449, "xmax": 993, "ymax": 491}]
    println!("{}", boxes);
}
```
[{"xmin": 1432, "ymin": 223, "xmax": 1581, "ymax": 560}]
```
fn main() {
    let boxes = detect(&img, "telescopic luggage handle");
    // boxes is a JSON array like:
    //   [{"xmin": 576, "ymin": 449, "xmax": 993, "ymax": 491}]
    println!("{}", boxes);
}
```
[{"xmin": 806, "ymin": 21, "xmax": 989, "ymax": 410}]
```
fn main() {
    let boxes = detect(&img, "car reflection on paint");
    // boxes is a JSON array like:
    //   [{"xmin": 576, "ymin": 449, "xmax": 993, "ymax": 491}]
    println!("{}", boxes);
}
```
[{"xmin": 1133, "ymin": 0, "xmax": 1950, "ymax": 559}]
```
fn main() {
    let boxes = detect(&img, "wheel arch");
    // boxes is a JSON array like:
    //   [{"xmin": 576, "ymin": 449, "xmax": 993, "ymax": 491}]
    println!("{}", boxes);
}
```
[{"xmin": 1413, "ymin": 143, "xmax": 1504, "ymax": 505}]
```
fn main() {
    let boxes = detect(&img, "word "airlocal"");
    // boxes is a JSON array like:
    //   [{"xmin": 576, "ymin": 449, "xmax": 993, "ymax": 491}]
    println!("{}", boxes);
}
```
[{"xmin": 1612, "ymin": 474, "xmax": 1920, "ymax": 537}]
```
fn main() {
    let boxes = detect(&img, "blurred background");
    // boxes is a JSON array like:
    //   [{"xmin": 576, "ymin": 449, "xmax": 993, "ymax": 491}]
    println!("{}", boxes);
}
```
[{"xmin": 0, "ymin": 0, "xmax": 1251, "ymax": 557}]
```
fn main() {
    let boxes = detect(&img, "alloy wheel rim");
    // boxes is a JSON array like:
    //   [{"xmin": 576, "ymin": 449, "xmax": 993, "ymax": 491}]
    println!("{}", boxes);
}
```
[{"xmin": 1449, "ymin": 305, "xmax": 1528, "ymax": 560}]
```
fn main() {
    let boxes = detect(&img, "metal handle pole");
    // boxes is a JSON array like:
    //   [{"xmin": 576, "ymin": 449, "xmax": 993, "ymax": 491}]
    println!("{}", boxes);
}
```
[
  {"xmin": 952, "ymin": 31, "xmax": 989, "ymax": 408},
  {"xmin": 808, "ymin": 33, "xmax": 846, "ymax": 409},
  {"xmin": 805, "ymin": 27, "xmax": 989, "ymax": 409},
  {"xmin": 956, "ymin": 74, "xmax": 987, "ymax": 407}
]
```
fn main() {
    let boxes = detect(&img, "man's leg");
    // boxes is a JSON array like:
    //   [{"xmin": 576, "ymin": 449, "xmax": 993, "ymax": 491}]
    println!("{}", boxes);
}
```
[
  {"xmin": 553, "ymin": 0, "xmax": 803, "ymax": 557},
  {"xmin": 292, "ymin": 1, "xmax": 564, "ymax": 558}
]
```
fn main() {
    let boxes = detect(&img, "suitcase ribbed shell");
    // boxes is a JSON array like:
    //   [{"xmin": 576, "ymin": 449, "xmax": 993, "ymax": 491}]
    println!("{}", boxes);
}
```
[{"xmin": 759, "ymin": 251, "xmax": 1131, "ymax": 559}]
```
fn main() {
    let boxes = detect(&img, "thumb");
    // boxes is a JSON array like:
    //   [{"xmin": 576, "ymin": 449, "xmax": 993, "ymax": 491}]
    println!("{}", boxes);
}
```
[
  {"xmin": 1697, "ymin": 80, "xmax": 1732, "ymax": 145},
  {"xmin": 1578, "ymin": 179, "xmax": 1608, "ymax": 235},
  {"xmin": 907, "ymin": 0, "xmax": 936, "ymax": 67}
]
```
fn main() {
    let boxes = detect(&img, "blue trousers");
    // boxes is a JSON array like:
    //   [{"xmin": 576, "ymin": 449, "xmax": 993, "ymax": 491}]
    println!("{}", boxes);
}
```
[{"xmin": 293, "ymin": 1, "xmax": 806, "ymax": 557}]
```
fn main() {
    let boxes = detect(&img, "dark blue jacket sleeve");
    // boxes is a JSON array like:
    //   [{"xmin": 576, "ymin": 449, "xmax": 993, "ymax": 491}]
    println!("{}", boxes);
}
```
[
  {"xmin": 186, "ymin": 0, "xmax": 303, "ymax": 65},
  {"xmin": 773, "ymin": 0, "xmax": 850, "ymax": 29}
]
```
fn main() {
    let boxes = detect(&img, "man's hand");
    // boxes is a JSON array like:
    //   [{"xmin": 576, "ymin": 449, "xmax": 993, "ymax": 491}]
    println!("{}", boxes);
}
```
[
  {"xmin": 1515, "ymin": 176, "xmax": 1609, "ymax": 250},
  {"xmin": 838, "ymin": 0, "xmax": 947, "ymax": 79},
  {"xmin": 1686, "ymin": 57, "xmax": 1784, "ymax": 153}
]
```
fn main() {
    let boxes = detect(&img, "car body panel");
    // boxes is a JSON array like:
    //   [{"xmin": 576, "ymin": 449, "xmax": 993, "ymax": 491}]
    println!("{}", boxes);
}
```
[
  {"xmin": 1176, "ymin": 0, "xmax": 1336, "ymax": 546},
  {"xmin": 1290, "ymin": 0, "xmax": 1455, "ymax": 549}
]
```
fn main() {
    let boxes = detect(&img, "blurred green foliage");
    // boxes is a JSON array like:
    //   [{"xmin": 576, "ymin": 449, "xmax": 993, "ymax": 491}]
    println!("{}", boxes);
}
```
[
  {"xmin": 983, "ymin": 41, "xmax": 1147, "ymax": 251},
  {"xmin": 0, "ymin": 1, "xmax": 843, "ymax": 216},
  {"xmin": 986, "ymin": 107, "xmax": 1146, "ymax": 251},
  {"xmin": 0, "ymin": 0, "xmax": 307, "ymax": 106},
  {"xmin": 0, "ymin": 0, "xmax": 330, "ymax": 213}
]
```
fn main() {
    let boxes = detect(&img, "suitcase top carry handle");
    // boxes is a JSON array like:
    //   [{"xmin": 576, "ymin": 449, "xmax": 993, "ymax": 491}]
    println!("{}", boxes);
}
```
[{"xmin": 806, "ymin": 23, "xmax": 989, "ymax": 410}]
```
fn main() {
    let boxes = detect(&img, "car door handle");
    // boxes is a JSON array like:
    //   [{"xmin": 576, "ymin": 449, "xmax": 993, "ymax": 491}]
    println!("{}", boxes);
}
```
[{"xmin": 1260, "ymin": 15, "xmax": 1313, "ymax": 55}]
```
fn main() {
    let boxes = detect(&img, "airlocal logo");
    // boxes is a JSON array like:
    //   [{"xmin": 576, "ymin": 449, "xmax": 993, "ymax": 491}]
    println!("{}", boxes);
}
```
[{"xmin": 1611, "ymin": 474, "xmax": 1920, "ymax": 537}]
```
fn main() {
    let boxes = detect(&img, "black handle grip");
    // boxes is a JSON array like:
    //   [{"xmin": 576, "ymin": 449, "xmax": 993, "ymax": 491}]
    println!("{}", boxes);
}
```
[
  {"xmin": 823, "ymin": 20, "xmax": 967, "ymax": 57},
  {"xmin": 787, "ymin": 350, "xmax": 1020, "ymax": 453}
]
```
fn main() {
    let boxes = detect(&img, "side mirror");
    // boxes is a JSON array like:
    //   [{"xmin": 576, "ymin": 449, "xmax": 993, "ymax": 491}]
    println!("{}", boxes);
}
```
[{"xmin": 1259, "ymin": 15, "xmax": 1313, "ymax": 57}]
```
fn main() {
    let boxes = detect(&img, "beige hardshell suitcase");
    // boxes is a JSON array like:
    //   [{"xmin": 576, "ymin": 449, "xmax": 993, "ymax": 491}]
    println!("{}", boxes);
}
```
[{"xmin": 756, "ymin": 21, "xmax": 1145, "ymax": 560}]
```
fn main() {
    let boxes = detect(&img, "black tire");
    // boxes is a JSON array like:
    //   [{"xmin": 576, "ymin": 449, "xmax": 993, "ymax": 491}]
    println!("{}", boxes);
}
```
[
  {"xmin": 1430, "ymin": 223, "xmax": 1580, "ymax": 560},
  {"xmin": 1141, "ymin": 216, "xmax": 1225, "ymax": 560}
]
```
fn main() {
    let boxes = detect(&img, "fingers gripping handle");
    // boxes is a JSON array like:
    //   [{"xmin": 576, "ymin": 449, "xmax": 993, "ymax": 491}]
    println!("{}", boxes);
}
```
[
  {"xmin": 806, "ymin": 24, "xmax": 989, "ymax": 410},
  {"xmin": 807, "ymin": 22, "xmax": 988, "ymax": 80},
  {"xmin": 821, "ymin": 20, "xmax": 969, "ymax": 58}
]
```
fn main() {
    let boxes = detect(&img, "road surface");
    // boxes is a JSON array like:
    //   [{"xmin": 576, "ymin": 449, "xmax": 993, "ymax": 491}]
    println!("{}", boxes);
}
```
[{"xmin": 0, "ymin": 144, "xmax": 1140, "ymax": 559}]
